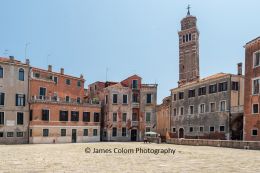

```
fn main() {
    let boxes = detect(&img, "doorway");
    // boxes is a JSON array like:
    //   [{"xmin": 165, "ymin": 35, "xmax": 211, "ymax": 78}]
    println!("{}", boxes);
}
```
[
  {"xmin": 179, "ymin": 128, "xmax": 184, "ymax": 138},
  {"xmin": 131, "ymin": 129, "xmax": 137, "ymax": 141},
  {"xmin": 72, "ymin": 129, "xmax": 77, "ymax": 143}
]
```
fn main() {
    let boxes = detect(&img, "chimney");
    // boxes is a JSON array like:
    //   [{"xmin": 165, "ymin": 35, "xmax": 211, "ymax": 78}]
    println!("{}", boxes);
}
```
[
  {"xmin": 26, "ymin": 59, "xmax": 30, "ymax": 65},
  {"xmin": 237, "ymin": 63, "xmax": 242, "ymax": 75},
  {"xmin": 9, "ymin": 56, "xmax": 15, "ymax": 62},
  {"xmin": 60, "ymin": 68, "xmax": 64, "ymax": 75},
  {"xmin": 48, "ymin": 65, "xmax": 52, "ymax": 72},
  {"xmin": 80, "ymin": 74, "xmax": 84, "ymax": 79}
]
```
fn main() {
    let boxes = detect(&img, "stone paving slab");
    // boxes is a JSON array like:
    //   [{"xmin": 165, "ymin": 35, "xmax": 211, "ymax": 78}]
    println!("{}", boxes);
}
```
[{"xmin": 0, "ymin": 142, "xmax": 260, "ymax": 173}]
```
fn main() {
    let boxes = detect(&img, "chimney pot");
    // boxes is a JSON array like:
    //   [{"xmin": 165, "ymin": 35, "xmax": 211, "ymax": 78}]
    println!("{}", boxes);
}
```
[
  {"xmin": 60, "ymin": 68, "xmax": 64, "ymax": 75},
  {"xmin": 9, "ymin": 56, "xmax": 15, "ymax": 62},
  {"xmin": 26, "ymin": 59, "xmax": 30, "ymax": 65},
  {"xmin": 48, "ymin": 65, "xmax": 52, "ymax": 72}
]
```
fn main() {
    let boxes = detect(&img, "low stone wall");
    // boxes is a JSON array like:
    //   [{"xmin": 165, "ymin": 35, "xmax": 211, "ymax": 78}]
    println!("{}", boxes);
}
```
[{"xmin": 166, "ymin": 138, "xmax": 260, "ymax": 150}]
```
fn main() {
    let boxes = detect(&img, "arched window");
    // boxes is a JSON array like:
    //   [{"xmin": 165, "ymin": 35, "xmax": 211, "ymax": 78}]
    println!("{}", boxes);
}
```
[
  {"xmin": 0, "ymin": 66, "xmax": 3, "ymax": 78},
  {"xmin": 19, "ymin": 68, "xmax": 24, "ymax": 81}
]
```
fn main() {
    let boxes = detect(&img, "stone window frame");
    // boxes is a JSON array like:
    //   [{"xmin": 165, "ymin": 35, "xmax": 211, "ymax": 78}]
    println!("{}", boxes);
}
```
[
  {"xmin": 209, "ymin": 126, "xmax": 215, "ymax": 132},
  {"xmin": 7, "ymin": 132, "xmax": 14, "ymax": 138},
  {"xmin": 83, "ymin": 129, "xmax": 89, "ymax": 136},
  {"xmin": 112, "ymin": 127, "xmax": 117, "ymax": 137},
  {"xmin": 123, "ymin": 94, "xmax": 128, "ymax": 104},
  {"xmin": 209, "ymin": 102, "xmax": 216, "ymax": 113},
  {"xmin": 42, "ymin": 128, "xmax": 49, "ymax": 137},
  {"xmin": 219, "ymin": 100, "xmax": 227, "ymax": 112},
  {"xmin": 16, "ymin": 112, "xmax": 24, "ymax": 125},
  {"xmin": 39, "ymin": 86, "xmax": 47, "ymax": 98},
  {"xmin": 251, "ymin": 128, "xmax": 258, "ymax": 136},
  {"xmin": 198, "ymin": 86, "xmax": 207, "ymax": 96},
  {"xmin": 179, "ymin": 107, "xmax": 184, "ymax": 116},
  {"xmin": 112, "ymin": 93, "xmax": 118, "ymax": 104},
  {"xmin": 173, "ymin": 108, "xmax": 177, "ymax": 116},
  {"xmin": 253, "ymin": 50, "xmax": 260, "ymax": 68},
  {"xmin": 112, "ymin": 112, "xmax": 117, "ymax": 122},
  {"xmin": 0, "ymin": 131, "xmax": 4, "ymax": 137},
  {"xmin": 42, "ymin": 109, "xmax": 50, "ymax": 121},
  {"xmin": 219, "ymin": 125, "xmax": 225, "ymax": 132},
  {"xmin": 189, "ymin": 105, "xmax": 194, "ymax": 115},
  {"xmin": 209, "ymin": 83, "xmax": 218, "ymax": 94},
  {"xmin": 199, "ymin": 126, "xmax": 204, "ymax": 132},
  {"xmin": 60, "ymin": 128, "xmax": 66, "ymax": 137},
  {"xmin": 122, "ymin": 127, "xmax": 127, "ymax": 137},
  {"xmin": 0, "ymin": 111, "xmax": 5, "ymax": 125},
  {"xmin": 189, "ymin": 126, "xmax": 194, "ymax": 132},
  {"xmin": 0, "ymin": 65, "xmax": 4, "ymax": 78},
  {"xmin": 145, "ymin": 112, "xmax": 151, "ymax": 123},
  {"xmin": 252, "ymin": 103, "xmax": 259, "ymax": 114},
  {"xmin": 252, "ymin": 77, "xmax": 260, "ymax": 95},
  {"xmin": 18, "ymin": 68, "xmax": 25, "ymax": 81},
  {"xmin": 93, "ymin": 129, "xmax": 98, "ymax": 136},
  {"xmin": 199, "ymin": 103, "xmax": 206, "ymax": 114}
]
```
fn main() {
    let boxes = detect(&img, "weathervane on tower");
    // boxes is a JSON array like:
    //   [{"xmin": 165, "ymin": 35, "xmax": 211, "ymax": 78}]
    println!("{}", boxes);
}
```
[{"xmin": 187, "ymin": 5, "xmax": 191, "ymax": 15}]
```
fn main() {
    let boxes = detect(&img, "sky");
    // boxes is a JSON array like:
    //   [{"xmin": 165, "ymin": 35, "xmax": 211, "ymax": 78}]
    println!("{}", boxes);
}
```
[{"xmin": 0, "ymin": 0, "xmax": 259, "ymax": 103}]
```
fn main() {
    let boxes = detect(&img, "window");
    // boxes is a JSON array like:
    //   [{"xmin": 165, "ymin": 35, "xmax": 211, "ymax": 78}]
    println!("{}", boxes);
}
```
[
  {"xmin": 199, "ymin": 127, "xmax": 204, "ymax": 132},
  {"xmin": 16, "ymin": 94, "xmax": 25, "ymax": 106},
  {"xmin": 220, "ymin": 101, "xmax": 226, "ymax": 112},
  {"xmin": 183, "ymin": 35, "xmax": 185, "ymax": 43},
  {"xmin": 179, "ymin": 92, "xmax": 184, "ymax": 100},
  {"xmin": 198, "ymin": 87, "xmax": 206, "ymax": 96},
  {"xmin": 0, "ymin": 112, "xmax": 4, "ymax": 125},
  {"xmin": 18, "ymin": 68, "xmax": 24, "ymax": 81},
  {"xmin": 189, "ymin": 105, "xmax": 194, "ymax": 115},
  {"xmin": 0, "ymin": 66, "xmax": 3, "ymax": 78},
  {"xmin": 61, "ymin": 129, "xmax": 66, "ymax": 136},
  {"xmin": 252, "ymin": 104, "xmax": 259, "ymax": 114},
  {"xmin": 210, "ymin": 126, "xmax": 215, "ymax": 132},
  {"xmin": 7, "ymin": 132, "xmax": 14, "ymax": 137},
  {"xmin": 254, "ymin": 51, "xmax": 260, "ymax": 67},
  {"xmin": 172, "ymin": 128, "xmax": 176, "ymax": 133},
  {"xmin": 113, "ymin": 94, "xmax": 118, "ymax": 104},
  {"xmin": 43, "ymin": 129, "xmax": 49, "ymax": 137},
  {"xmin": 94, "ymin": 113, "xmax": 100, "ymax": 122},
  {"xmin": 34, "ymin": 72, "xmax": 40, "ymax": 78},
  {"xmin": 252, "ymin": 129, "xmax": 258, "ymax": 136},
  {"xmin": 113, "ymin": 113, "xmax": 117, "ymax": 122},
  {"xmin": 42, "ymin": 109, "xmax": 50, "ymax": 121},
  {"xmin": 173, "ymin": 94, "xmax": 177, "ymax": 101},
  {"xmin": 132, "ymin": 113, "xmax": 138, "ymax": 121},
  {"xmin": 210, "ymin": 102, "xmax": 216, "ymax": 112},
  {"xmin": 77, "ymin": 97, "xmax": 81, "ymax": 104},
  {"xmin": 53, "ymin": 76, "xmax": 58, "ymax": 84},
  {"xmin": 189, "ymin": 33, "xmax": 192, "ymax": 41},
  {"xmin": 132, "ymin": 80, "xmax": 138, "ymax": 89},
  {"xmin": 180, "ymin": 107, "xmax": 184, "ymax": 115},
  {"xmin": 17, "ymin": 112, "xmax": 24, "ymax": 125},
  {"xmin": 66, "ymin": 79, "xmax": 71, "ymax": 85},
  {"xmin": 186, "ymin": 34, "xmax": 188, "ymax": 42},
  {"xmin": 77, "ymin": 81, "xmax": 81, "ymax": 87},
  {"xmin": 105, "ymin": 95, "xmax": 108, "ymax": 104},
  {"xmin": 146, "ymin": 94, "xmax": 152, "ymax": 104},
  {"xmin": 59, "ymin": 111, "xmax": 68, "ymax": 121},
  {"xmin": 83, "ymin": 129, "xmax": 88, "ymax": 136},
  {"xmin": 253, "ymin": 79, "xmax": 260, "ymax": 95},
  {"xmin": 218, "ymin": 82, "xmax": 228, "ymax": 92},
  {"xmin": 220, "ymin": 126, "xmax": 225, "ymax": 132},
  {"xmin": 173, "ymin": 108, "xmax": 177, "ymax": 116},
  {"xmin": 232, "ymin": 82, "xmax": 239, "ymax": 91},
  {"xmin": 65, "ymin": 96, "xmax": 70, "ymax": 102},
  {"xmin": 189, "ymin": 127, "xmax": 193, "ymax": 132},
  {"xmin": 199, "ymin": 104, "xmax": 205, "ymax": 113},
  {"xmin": 122, "ymin": 113, "xmax": 127, "ymax": 122},
  {"xmin": 209, "ymin": 84, "xmax": 217, "ymax": 94},
  {"xmin": 132, "ymin": 93, "xmax": 138, "ymax": 103},
  {"xmin": 146, "ymin": 112, "xmax": 151, "ymax": 123},
  {"xmin": 16, "ymin": 132, "xmax": 23, "ymax": 137},
  {"xmin": 122, "ymin": 128, "xmax": 126, "ymax": 136},
  {"xmin": 0, "ymin": 93, "xmax": 5, "ymax": 105},
  {"xmin": 30, "ymin": 129, "xmax": 32, "ymax": 137},
  {"xmin": 145, "ymin": 127, "xmax": 151, "ymax": 132},
  {"xmin": 0, "ymin": 132, "xmax": 3, "ymax": 137},
  {"xmin": 112, "ymin": 127, "xmax": 117, "ymax": 137},
  {"xmin": 188, "ymin": 89, "xmax": 195, "ymax": 98},
  {"xmin": 123, "ymin": 94, "xmax": 128, "ymax": 104},
  {"xmin": 93, "ymin": 129, "xmax": 98, "ymax": 136},
  {"xmin": 39, "ymin": 87, "xmax": 46, "ymax": 97},
  {"xmin": 83, "ymin": 112, "xmax": 90, "ymax": 122},
  {"xmin": 71, "ymin": 111, "xmax": 79, "ymax": 121}
]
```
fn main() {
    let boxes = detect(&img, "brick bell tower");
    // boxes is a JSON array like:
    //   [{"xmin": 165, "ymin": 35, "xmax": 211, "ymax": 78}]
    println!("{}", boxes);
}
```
[{"xmin": 178, "ymin": 5, "xmax": 200, "ymax": 86}]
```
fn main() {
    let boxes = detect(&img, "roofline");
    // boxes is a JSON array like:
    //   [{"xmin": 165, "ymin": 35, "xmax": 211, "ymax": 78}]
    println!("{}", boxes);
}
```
[{"xmin": 244, "ymin": 36, "xmax": 260, "ymax": 47}]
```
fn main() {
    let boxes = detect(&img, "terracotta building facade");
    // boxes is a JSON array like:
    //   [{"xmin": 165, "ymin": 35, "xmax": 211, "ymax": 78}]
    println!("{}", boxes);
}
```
[
  {"xmin": 88, "ymin": 75, "xmax": 157, "ymax": 141},
  {"xmin": 29, "ymin": 66, "xmax": 101, "ymax": 144},
  {"xmin": 244, "ymin": 37, "xmax": 260, "ymax": 141},
  {"xmin": 0, "ymin": 57, "xmax": 30, "ymax": 144}
]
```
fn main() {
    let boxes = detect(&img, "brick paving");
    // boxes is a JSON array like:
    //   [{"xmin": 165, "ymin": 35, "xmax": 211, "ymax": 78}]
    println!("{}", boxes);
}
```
[{"xmin": 0, "ymin": 142, "xmax": 260, "ymax": 173}]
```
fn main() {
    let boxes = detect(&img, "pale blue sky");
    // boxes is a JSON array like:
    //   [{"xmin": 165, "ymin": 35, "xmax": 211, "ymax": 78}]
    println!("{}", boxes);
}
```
[{"xmin": 0, "ymin": 0, "xmax": 259, "ymax": 103}]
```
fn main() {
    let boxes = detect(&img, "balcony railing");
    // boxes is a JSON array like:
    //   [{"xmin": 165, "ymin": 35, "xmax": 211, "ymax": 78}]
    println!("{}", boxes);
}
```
[
  {"xmin": 230, "ymin": 106, "xmax": 244, "ymax": 113},
  {"xmin": 30, "ymin": 96, "xmax": 100, "ymax": 105},
  {"xmin": 131, "ymin": 121, "xmax": 139, "ymax": 127},
  {"xmin": 132, "ymin": 102, "xmax": 140, "ymax": 108}
]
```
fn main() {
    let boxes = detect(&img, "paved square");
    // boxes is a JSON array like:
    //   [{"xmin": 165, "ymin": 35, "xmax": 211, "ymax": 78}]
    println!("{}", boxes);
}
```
[{"xmin": 0, "ymin": 142, "xmax": 260, "ymax": 173}]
